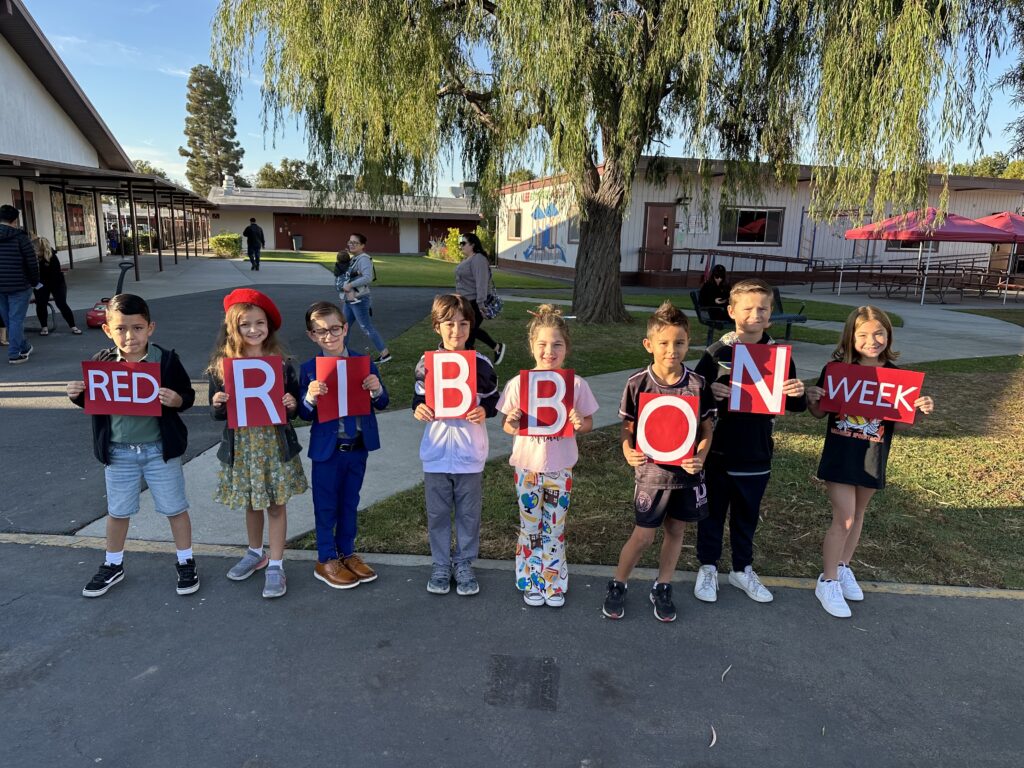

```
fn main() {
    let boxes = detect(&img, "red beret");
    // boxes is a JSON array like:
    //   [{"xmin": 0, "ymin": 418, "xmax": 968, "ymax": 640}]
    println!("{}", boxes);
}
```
[{"xmin": 222, "ymin": 288, "xmax": 282, "ymax": 331}]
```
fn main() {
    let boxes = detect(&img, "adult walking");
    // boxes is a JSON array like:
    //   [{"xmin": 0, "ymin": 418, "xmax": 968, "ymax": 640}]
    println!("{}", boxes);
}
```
[
  {"xmin": 456, "ymin": 233, "xmax": 504, "ymax": 364},
  {"xmin": 338, "ymin": 233, "xmax": 391, "ymax": 364},
  {"xmin": 242, "ymin": 217, "xmax": 265, "ymax": 271},
  {"xmin": 0, "ymin": 205, "xmax": 39, "ymax": 365},
  {"xmin": 32, "ymin": 235, "xmax": 82, "ymax": 336}
]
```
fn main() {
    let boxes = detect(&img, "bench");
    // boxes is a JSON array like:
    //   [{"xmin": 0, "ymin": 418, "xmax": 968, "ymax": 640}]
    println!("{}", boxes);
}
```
[
  {"xmin": 771, "ymin": 288, "xmax": 806, "ymax": 340},
  {"xmin": 689, "ymin": 290, "xmax": 729, "ymax": 345}
]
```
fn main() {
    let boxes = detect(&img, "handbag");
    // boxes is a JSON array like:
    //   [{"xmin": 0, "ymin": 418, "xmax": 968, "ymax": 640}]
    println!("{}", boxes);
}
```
[{"xmin": 481, "ymin": 268, "xmax": 503, "ymax": 319}]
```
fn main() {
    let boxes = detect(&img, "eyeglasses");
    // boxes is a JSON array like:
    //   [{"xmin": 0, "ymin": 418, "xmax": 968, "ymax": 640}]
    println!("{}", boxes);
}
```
[
  {"xmin": 311, "ymin": 325, "xmax": 345, "ymax": 338},
  {"xmin": 459, "ymin": 240, "xmax": 468, "ymax": 246},
  {"xmin": 347, "ymin": 239, "xmax": 361, "ymax": 245}
]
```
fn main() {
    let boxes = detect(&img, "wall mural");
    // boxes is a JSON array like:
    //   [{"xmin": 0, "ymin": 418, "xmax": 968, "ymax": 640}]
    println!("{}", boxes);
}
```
[{"xmin": 50, "ymin": 188, "xmax": 97, "ymax": 249}]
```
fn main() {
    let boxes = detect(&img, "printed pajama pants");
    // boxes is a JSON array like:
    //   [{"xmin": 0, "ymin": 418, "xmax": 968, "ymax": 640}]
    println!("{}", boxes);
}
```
[{"xmin": 514, "ymin": 468, "xmax": 572, "ymax": 597}]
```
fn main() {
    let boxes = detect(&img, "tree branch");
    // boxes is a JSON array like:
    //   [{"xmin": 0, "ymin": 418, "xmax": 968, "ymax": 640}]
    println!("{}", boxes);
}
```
[{"xmin": 437, "ymin": 78, "xmax": 499, "ymax": 133}]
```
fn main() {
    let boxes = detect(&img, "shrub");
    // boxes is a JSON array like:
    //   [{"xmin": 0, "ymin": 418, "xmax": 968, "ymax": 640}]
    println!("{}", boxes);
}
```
[
  {"xmin": 210, "ymin": 232, "xmax": 242, "ymax": 258},
  {"xmin": 440, "ymin": 225, "xmax": 496, "ymax": 264}
]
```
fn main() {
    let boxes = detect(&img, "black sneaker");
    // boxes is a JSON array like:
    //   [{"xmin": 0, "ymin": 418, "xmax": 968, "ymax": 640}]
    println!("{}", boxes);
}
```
[
  {"xmin": 650, "ymin": 582, "xmax": 677, "ymax": 622},
  {"xmin": 493, "ymin": 342, "xmax": 506, "ymax": 366},
  {"xmin": 82, "ymin": 562, "xmax": 125, "ymax": 598},
  {"xmin": 376, "ymin": 351, "xmax": 393, "ymax": 364},
  {"xmin": 175, "ymin": 558, "xmax": 200, "ymax": 595},
  {"xmin": 602, "ymin": 579, "xmax": 627, "ymax": 619},
  {"xmin": 8, "ymin": 354, "xmax": 29, "ymax": 365}
]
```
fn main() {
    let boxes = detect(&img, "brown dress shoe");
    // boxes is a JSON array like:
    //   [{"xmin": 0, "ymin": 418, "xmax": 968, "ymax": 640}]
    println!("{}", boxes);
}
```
[
  {"xmin": 314, "ymin": 559, "xmax": 359, "ymax": 590},
  {"xmin": 342, "ymin": 554, "xmax": 377, "ymax": 583}
]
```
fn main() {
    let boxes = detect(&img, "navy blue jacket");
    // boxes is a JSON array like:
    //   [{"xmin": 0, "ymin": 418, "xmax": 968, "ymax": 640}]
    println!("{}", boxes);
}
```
[{"xmin": 0, "ymin": 224, "xmax": 39, "ymax": 293}]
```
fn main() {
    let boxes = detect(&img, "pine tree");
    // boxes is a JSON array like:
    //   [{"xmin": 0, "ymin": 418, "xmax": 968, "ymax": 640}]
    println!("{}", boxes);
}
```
[{"xmin": 178, "ymin": 64, "xmax": 245, "ymax": 197}]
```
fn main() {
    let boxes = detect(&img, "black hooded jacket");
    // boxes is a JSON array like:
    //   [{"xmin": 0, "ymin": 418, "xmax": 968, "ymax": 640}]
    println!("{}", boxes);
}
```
[{"xmin": 0, "ymin": 224, "xmax": 39, "ymax": 293}]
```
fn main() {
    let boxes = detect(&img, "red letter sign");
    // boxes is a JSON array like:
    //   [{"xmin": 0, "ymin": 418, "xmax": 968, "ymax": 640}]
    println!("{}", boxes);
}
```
[
  {"xmin": 82, "ymin": 361, "xmax": 162, "ymax": 416},
  {"xmin": 223, "ymin": 356, "xmax": 286, "ymax": 428},
  {"xmin": 519, "ymin": 369, "xmax": 574, "ymax": 437},
  {"xmin": 425, "ymin": 350, "xmax": 477, "ymax": 419},
  {"xmin": 636, "ymin": 392, "xmax": 699, "ymax": 465},
  {"xmin": 818, "ymin": 362, "xmax": 926, "ymax": 424},
  {"xmin": 314, "ymin": 356, "xmax": 371, "ymax": 422},
  {"xmin": 729, "ymin": 343, "xmax": 792, "ymax": 415}
]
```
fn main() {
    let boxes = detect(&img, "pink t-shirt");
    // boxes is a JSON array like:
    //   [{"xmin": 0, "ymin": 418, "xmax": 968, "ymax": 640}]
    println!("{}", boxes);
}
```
[{"xmin": 497, "ymin": 374, "xmax": 600, "ymax": 473}]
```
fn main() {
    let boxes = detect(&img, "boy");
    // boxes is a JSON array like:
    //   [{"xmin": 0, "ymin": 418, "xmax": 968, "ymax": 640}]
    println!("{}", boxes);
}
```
[
  {"xmin": 298, "ymin": 301, "xmax": 389, "ymax": 589},
  {"xmin": 412, "ymin": 294, "xmax": 499, "ymax": 596},
  {"xmin": 693, "ymin": 279, "xmax": 806, "ymax": 604},
  {"xmin": 603, "ymin": 301, "xmax": 715, "ymax": 622},
  {"xmin": 67, "ymin": 293, "xmax": 198, "ymax": 597}
]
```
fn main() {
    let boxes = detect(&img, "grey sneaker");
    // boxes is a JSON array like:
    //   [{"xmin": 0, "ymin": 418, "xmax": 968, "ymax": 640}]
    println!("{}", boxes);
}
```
[
  {"xmin": 426, "ymin": 564, "xmax": 451, "ymax": 594},
  {"xmin": 453, "ymin": 562, "xmax": 480, "ymax": 596},
  {"xmin": 227, "ymin": 549, "xmax": 269, "ymax": 581},
  {"xmin": 262, "ymin": 565, "xmax": 287, "ymax": 598}
]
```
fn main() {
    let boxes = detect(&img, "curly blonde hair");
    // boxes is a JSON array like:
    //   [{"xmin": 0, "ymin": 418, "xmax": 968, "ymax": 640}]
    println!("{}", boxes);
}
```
[{"xmin": 206, "ymin": 303, "xmax": 288, "ymax": 381}]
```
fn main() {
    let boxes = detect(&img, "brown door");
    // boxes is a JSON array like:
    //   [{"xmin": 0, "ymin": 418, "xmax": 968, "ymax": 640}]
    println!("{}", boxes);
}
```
[{"xmin": 643, "ymin": 203, "xmax": 675, "ymax": 271}]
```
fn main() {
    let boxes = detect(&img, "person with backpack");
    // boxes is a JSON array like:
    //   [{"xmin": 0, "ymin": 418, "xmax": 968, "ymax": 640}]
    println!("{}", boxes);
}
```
[{"xmin": 336, "ymin": 233, "xmax": 391, "ymax": 364}]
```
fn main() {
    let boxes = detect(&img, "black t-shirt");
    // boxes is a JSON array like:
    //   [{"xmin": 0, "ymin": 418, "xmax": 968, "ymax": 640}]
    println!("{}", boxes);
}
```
[
  {"xmin": 619, "ymin": 365, "xmax": 716, "ymax": 489},
  {"xmin": 814, "ymin": 361, "xmax": 897, "ymax": 489}
]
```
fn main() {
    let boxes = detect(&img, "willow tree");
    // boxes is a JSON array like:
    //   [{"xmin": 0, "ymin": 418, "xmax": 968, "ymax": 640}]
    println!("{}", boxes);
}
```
[{"xmin": 213, "ymin": 1, "xmax": 1005, "ymax": 323}]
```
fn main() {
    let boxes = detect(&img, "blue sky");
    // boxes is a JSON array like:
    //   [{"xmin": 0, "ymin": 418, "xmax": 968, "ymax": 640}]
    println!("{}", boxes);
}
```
[{"xmin": 30, "ymin": 1, "xmax": 1021, "ymax": 192}]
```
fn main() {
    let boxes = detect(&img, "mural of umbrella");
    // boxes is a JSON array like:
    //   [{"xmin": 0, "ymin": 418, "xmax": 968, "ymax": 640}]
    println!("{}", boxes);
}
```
[{"xmin": 845, "ymin": 207, "xmax": 1015, "ymax": 304}]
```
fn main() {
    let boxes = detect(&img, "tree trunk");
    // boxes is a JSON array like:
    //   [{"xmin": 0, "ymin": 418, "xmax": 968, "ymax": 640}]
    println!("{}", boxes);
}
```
[{"xmin": 573, "ymin": 163, "xmax": 630, "ymax": 324}]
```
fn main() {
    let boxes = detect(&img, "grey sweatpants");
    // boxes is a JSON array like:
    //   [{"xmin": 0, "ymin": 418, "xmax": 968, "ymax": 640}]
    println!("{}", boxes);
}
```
[{"xmin": 424, "ymin": 472, "xmax": 483, "ymax": 568}]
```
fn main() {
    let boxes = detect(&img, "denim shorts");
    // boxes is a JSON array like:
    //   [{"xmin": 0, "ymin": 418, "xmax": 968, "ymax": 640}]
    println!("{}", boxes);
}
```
[{"xmin": 105, "ymin": 442, "xmax": 189, "ymax": 518}]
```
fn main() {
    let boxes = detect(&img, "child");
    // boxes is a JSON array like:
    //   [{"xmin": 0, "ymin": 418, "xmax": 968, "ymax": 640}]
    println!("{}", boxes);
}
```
[
  {"xmin": 208, "ymin": 288, "xmax": 308, "ymax": 599},
  {"xmin": 806, "ymin": 306, "xmax": 934, "ymax": 618},
  {"xmin": 603, "ymin": 301, "xmax": 716, "ymax": 622},
  {"xmin": 67, "ymin": 293, "xmax": 198, "ymax": 598},
  {"xmin": 497, "ymin": 304, "xmax": 599, "ymax": 607},
  {"xmin": 693, "ymin": 278, "xmax": 806, "ymax": 604},
  {"xmin": 298, "ymin": 301, "xmax": 389, "ymax": 589},
  {"xmin": 412, "ymin": 294, "xmax": 499, "ymax": 596}
]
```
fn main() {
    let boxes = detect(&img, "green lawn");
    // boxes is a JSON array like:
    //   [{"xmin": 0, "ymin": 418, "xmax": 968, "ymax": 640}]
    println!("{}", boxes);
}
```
[
  {"xmin": 259, "ymin": 251, "xmax": 566, "ymax": 290},
  {"xmin": 295, "ymin": 356, "xmax": 1024, "ymax": 589},
  {"xmin": 953, "ymin": 307, "xmax": 1024, "ymax": 328}
]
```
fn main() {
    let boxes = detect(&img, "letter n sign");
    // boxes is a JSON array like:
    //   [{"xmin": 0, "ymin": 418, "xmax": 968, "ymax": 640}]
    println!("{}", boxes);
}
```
[
  {"xmin": 519, "ymin": 369, "xmax": 574, "ymax": 437},
  {"xmin": 425, "ymin": 350, "xmax": 477, "ymax": 419},
  {"xmin": 82, "ymin": 361, "xmax": 162, "ymax": 416},
  {"xmin": 636, "ymin": 393, "xmax": 698, "ymax": 465},
  {"xmin": 223, "ymin": 356, "xmax": 285, "ymax": 428},
  {"xmin": 729, "ymin": 343, "xmax": 791, "ymax": 415}
]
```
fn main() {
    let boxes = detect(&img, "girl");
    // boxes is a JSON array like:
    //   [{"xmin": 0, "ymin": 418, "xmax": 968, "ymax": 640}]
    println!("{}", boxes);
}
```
[
  {"xmin": 806, "ymin": 306, "xmax": 933, "ymax": 618},
  {"xmin": 32, "ymin": 235, "xmax": 82, "ymax": 335},
  {"xmin": 497, "ymin": 305, "xmax": 598, "ymax": 607},
  {"xmin": 208, "ymin": 288, "xmax": 308, "ymax": 599}
]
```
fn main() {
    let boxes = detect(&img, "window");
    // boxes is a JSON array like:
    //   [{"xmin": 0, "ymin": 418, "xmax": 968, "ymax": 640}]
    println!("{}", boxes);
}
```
[
  {"xmin": 567, "ymin": 209, "xmax": 580, "ymax": 243},
  {"xmin": 509, "ymin": 209, "xmax": 522, "ymax": 240},
  {"xmin": 719, "ymin": 207, "xmax": 784, "ymax": 246},
  {"xmin": 884, "ymin": 240, "xmax": 939, "ymax": 253}
]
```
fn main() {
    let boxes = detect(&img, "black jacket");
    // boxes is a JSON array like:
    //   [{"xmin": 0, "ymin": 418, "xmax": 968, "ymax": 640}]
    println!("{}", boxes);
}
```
[
  {"xmin": 0, "ymin": 224, "xmax": 40, "ymax": 293},
  {"xmin": 38, "ymin": 252, "xmax": 66, "ymax": 290},
  {"xmin": 70, "ymin": 345, "xmax": 196, "ymax": 465},
  {"xmin": 209, "ymin": 358, "xmax": 302, "ymax": 466},
  {"xmin": 242, "ymin": 224, "xmax": 265, "ymax": 246}
]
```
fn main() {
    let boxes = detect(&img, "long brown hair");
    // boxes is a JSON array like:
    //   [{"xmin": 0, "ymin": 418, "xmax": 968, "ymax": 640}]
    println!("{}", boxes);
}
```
[
  {"xmin": 206, "ymin": 303, "xmax": 288, "ymax": 381},
  {"xmin": 832, "ymin": 306, "xmax": 899, "ymax": 364}
]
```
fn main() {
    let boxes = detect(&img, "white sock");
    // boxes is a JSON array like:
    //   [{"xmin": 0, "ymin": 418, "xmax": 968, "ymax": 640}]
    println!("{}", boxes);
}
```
[
  {"xmin": 249, "ymin": 546, "xmax": 264, "ymax": 557},
  {"xmin": 269, "ymin": 559, "xmax": 283, "ymax": 569},
  {"xmin": 176, "ymin": 548, "xmax": 193, "ymax": 564},
  {"xmin": 105, "ymin": 551, "xmax": 124, "ymax": 566}
]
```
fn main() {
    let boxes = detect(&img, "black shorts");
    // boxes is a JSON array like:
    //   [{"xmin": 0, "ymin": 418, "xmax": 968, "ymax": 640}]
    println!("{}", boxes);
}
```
[{"xmin": 634, "ymin": 483, "xmax": 709, "ymax": 528}]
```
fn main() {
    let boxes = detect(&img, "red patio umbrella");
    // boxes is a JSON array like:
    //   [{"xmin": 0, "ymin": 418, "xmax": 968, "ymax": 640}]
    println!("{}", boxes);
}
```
[
  {"xmin": 973, "ymin": 211, "xmax": 1024, "ymax": 242},
  {"xmin": 844, "ymin": 207, "xmax": 1014, "ymax": 303}
]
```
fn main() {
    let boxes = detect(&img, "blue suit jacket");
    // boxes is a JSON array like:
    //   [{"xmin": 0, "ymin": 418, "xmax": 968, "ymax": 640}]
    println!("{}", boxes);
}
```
[{"xmin": 298, "ymin": 351, "xmax": 389, "ymax": 461}]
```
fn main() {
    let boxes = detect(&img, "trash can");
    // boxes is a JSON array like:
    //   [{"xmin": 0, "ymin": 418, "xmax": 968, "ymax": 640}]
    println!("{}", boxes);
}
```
[{"xmin": 291, "ymin": 234, "xmax": 303, "ymax": 251}]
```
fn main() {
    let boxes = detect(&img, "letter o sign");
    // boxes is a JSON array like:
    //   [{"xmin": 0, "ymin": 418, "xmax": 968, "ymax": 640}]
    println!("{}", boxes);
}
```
[{"xmin": 636, "ymin": 393, "xmax": 698, "ymax": 465}]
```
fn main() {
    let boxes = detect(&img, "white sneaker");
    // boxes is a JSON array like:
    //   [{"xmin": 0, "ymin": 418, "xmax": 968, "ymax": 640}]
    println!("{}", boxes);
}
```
[
  {"xmin": 815, "ymin": 575, "xmax": 851, "ymax": 618},
  {"xmin": 523, "ymin": 588, "xmax": 545, "ymax": 607},
  {"xmin": 694, "ymin": 564, "xmax": 719, "ymax": 602},
  {"xmin": 728, "ymin": 566, "xmax": 774, "ymax": 603},
  {"xmin": 838, "ymin": 563, "xmax": 864, "ymax": 601}
]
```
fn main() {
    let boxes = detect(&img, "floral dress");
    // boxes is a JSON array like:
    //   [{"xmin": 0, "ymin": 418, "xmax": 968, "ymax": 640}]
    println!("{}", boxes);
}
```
[{"xmin": 215, "ymin": 425, "xmax": 308, "ymax": 510}]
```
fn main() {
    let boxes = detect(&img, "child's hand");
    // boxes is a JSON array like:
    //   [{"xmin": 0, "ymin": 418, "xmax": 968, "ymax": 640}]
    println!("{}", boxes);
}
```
[
  {"xmin": 466, "ymin": 405, "xmax": 486, "ymax": 425},
  {"xmin": 710, "ymin": 381, "xmax": 730, "ymax": 400},
  {"xmin": 414, "ymin": 403, "xmax": 434, "ymax": 422},
  {"xmin": 507, "ymin": 408, "xmax": 522, "ymax": 428},
  {"xmin": 211, "ymin": 391, "xmax": 230, "ymax": 407},
  {"xmin": 307, "ymin": 380, "xmax": 328, "ymax": 405},
  {"xmin": 915, "ymin": 395, "xmax": 934, "ymax": 415},
  {"xmin": 680, "ymin": 455, "xmax": 705, "ymax": 475},
  {"xmin": 67, "ymin": 381, "xmax": 85, "ymax": 398},
  {"xmin": 158, "ymin": 388, "xmax": 182, "ymax": 408},
  {"xmin": 568, "ymin": 407, "xmax": 583, "ymax": 430},
  {"xmin": 282, "ymin": 393, "xmax": 297, "ymax": 412},
  {"xmin": 623, "ymin": 444, "xmax": 647, "ymax": 467},
  {"xmin": 362, "ymin": 374, "xmax": 381, "ymax": 395},
  {"xmin": 805, "ymin": 385, "xmax": 825, "ymax": 404},
  {"xmin": 782, "ymin": 378, "xmax": 805, "ymax": 397}
]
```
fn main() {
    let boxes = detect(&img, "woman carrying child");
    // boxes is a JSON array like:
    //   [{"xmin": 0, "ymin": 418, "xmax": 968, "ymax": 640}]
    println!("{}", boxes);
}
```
[
  {"xmin": 497, "ymin": 305, "xmax": 597, "ymax": 607},
  {"xmin": 806, "ymin": 306, "xmax": 934, "ymax": 618},
  {"xmin": 208, "ymin": 288, "xmax": 308, "ymax": 598}
]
